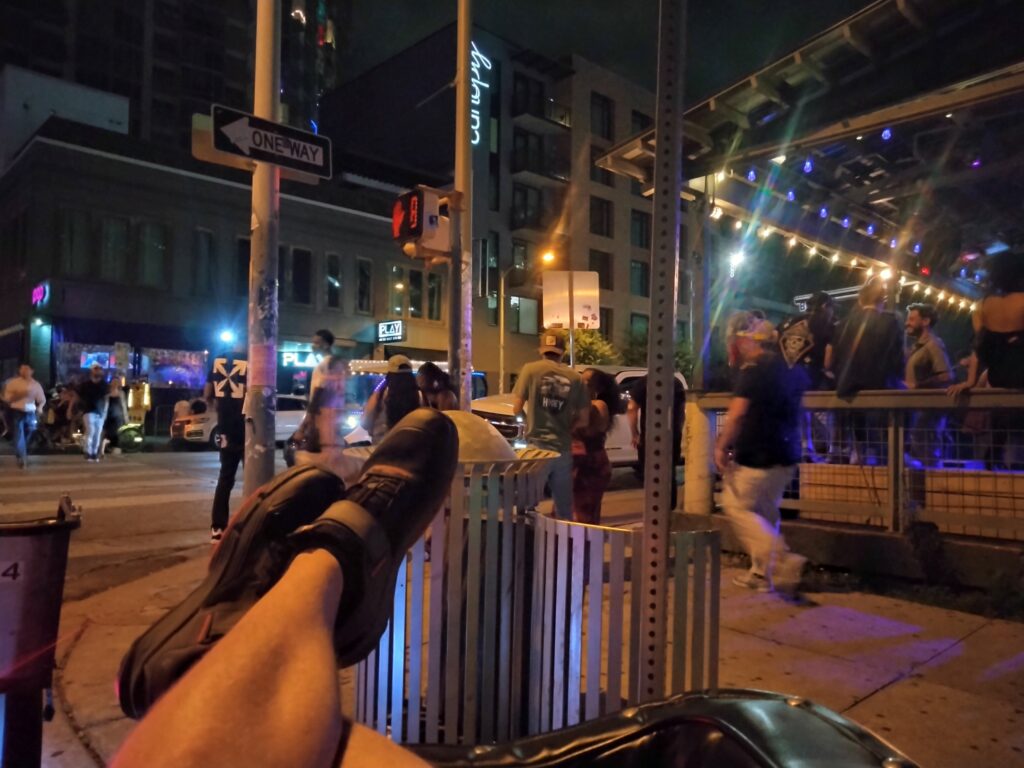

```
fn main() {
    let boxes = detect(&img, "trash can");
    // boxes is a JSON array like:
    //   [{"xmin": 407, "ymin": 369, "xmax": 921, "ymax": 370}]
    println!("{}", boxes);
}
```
[{"xmin": 0, "ymin": 496, "xmax": 81, "ymax": 768}]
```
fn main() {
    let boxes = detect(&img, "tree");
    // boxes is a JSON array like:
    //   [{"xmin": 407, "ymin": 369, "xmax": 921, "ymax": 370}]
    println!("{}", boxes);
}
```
[
  {"xmin": 620, "ymin": 331, "xmax": 696, "ymax": 381},
  {"xmin": 548, "ymin": 328, "xmax": 621, "ymax": 366}
]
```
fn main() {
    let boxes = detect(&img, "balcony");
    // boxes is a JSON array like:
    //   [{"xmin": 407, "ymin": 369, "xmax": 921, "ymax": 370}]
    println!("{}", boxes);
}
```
[
  {"xmin": 511, "ymin": 149, "xmax": 571, "ymax": 186},
  {"xmin": 511, "ymin": 97, "xmax": 572, "ymax": 135}
]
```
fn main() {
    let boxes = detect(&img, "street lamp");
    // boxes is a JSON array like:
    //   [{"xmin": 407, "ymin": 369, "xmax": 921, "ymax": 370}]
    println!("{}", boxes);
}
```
[{"xmin": 498, "ymin": 250, "xmax": 557, "ymax": 394}]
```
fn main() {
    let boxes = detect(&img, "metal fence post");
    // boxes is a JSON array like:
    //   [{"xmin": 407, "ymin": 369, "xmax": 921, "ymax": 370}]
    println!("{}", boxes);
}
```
[{"xmin": 887, "ymin": 410, "xmax": 903, "ymax": 531}]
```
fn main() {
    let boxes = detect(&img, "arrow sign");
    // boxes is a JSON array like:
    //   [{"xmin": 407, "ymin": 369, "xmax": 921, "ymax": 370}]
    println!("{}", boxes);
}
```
[{"xmin": 211, "ymin": 104, "xmax": 332, "ymax": 179}]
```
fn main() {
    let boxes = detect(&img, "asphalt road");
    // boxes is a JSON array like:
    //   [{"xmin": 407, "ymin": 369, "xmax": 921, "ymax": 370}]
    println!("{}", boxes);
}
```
[{"xmin": 0, "ymin": 449, "xmax": 289, "ymax": 600}]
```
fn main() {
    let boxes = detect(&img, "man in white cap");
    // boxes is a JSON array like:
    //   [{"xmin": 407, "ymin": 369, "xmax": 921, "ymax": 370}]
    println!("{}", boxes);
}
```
[
  {"xmin": 512, "ymin": 330, "xmax": 589, "ymax": 519},
  {"xmin": 715, "ymin": 313, "xmax": 809, "ymax": 595}
]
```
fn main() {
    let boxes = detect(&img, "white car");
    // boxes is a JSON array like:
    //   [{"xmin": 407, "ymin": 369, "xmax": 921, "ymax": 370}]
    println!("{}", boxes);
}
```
[
  {"xmin": 170, "ymin": 394, "xmax": 308, "ymax": 448},
  {"xmin": 470, "ymin": 366, "xmax": 687, "ymax": 467}
]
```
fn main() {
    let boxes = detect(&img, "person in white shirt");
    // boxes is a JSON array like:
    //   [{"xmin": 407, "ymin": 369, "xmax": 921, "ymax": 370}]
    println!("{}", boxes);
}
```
[{"xmin": 1, "ymin": 362, "xmax": 47, "ymax": 468}]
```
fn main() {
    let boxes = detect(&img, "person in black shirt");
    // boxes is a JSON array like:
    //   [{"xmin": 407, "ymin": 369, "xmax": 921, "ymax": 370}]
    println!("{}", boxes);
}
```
[
  {"xmin": 715, "ymin": 315, "xmax": 808, "ymax": 595},
  {"xmin": 627, "ymin": 374, "xmax": 686, "ymax": 509},
  {"xmin": 206, "ymin": 338, "xmax": 248, "ymax": 541},
  {"xmin": 76, "ymin": 362, "xmax": 110, "ymax": 462}
]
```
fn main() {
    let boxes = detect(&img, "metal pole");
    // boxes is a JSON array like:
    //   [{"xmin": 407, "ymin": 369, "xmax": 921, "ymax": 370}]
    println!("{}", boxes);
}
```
[
  {"xmin": 499, "ymin": 268, "xmax": 507, "ymax": 394},
  {"xmin": 243, "ymin": 0, "xmax": 280, "ymax": 496},
  {"xmin": 684, "ymin": 202, "xmax": 714, "ymax": 516},
  {"xmin": 639, "ymin": 0, "xmax": 687, "ymax": 703},
  {"xmin": 454, "ymin": 0, "xmax": 473, "ymax": 409},
  {"xmin": 449, "ymin": 197, "xmax": 464, "ymax": 396},
  {"xmin": 567, "ymin": 268, "xmax": 575, "ymax": 367}
]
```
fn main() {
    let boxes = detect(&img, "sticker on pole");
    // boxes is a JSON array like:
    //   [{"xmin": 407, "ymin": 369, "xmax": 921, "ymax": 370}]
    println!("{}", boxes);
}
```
[
  {"xmin": 0, "ymin": 561, "xmax": 22, "ymax": 583},
  {"xmin": 211, "ymin": 104, "xmax": 333, "ymax": 179}
]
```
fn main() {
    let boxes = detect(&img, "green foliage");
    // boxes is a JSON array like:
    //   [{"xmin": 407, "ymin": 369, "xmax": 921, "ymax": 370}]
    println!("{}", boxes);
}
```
[
  {"xmin": 549, "ymin": 328, "xmax": 621, "ymax": 366},
  {"xmin": 621, "ymin": 331, "xmax": 696, "ymax": 379}
]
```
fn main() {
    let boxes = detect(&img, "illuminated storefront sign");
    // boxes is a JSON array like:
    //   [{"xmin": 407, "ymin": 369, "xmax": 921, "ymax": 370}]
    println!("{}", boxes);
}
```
[
  {"xmin": 31, "ymin": 281, "xmax": 49, "ymax": 307},
  {"xmin": 470, "ymin": 41, "xmax": 492, "ymax": 147},
  {"xmin": 280, "ymin": 351, "xmax": 323, "ymax": 368},
  {"xmin": 376, "ymin": 319, "xmax": 405, "ymax": 343}
]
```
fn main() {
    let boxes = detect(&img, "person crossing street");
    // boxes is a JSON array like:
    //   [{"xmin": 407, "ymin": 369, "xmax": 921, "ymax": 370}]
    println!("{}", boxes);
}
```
[
  {"xmin": 206, "ymin": 337, "xmax": 248, "ymax": 541},
  {"xmin": 1, "ymin": 362, "xmax": 46, "ymax": 469}
]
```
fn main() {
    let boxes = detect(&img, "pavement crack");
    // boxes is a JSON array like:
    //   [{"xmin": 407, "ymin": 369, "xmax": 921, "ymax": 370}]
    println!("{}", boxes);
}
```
[{"xmin": 53, "ymin": 621, "xmax": 107, "ymax": 768}]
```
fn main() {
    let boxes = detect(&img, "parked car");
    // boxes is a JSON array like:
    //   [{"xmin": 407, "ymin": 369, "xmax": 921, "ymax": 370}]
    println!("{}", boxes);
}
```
[
  {"xmin": 471, "ymin": 366, "xmax": 687, "ymax": 467},
  {"xmin": 169, "ymin": 393, "xmax": 308, "ymax": 448}
]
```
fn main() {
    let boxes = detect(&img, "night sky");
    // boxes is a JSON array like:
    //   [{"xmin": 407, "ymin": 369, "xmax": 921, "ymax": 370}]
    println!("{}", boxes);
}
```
[{"xmin": 338, "ymin": 0, "xmax": 874, "ymax": 99}]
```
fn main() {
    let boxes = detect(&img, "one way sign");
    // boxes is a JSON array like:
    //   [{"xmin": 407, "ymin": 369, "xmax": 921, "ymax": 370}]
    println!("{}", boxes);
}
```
[{"xmin": 211, "ymin": 104, "xmax": 332, "ymax": 179}]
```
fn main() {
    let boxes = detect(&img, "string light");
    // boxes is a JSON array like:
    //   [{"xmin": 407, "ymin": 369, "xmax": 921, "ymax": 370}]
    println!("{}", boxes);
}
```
[
  {"xmin": 938, "ymin": 291, "xmax": 945, "ymax": 300},
  {"xmin": 710, "ymin": 206, "xmax": 723, "ymax": 220},
  {"xmin": 912, "ymin": 283, "xmax": 920, "ymax": 292},
  {"xmin": 959, "ymin": 299, "xmax": 967, "ymax": 308},
  {"xmin": 970, "ymin": 303, "xmax": 977, "ymax": 311},
  {"xmin": 850, "ymin": 257, "xmax": 857, "ymax": 266},
  {"xmin": 808, "ymin": 246, "xmax": 817, "ymax": 255},
  {"xmin": 880, "ymin": 268, "xmax": 892, "ymax": 280},
  {"xmin": 716, "ymin": 170, "xmax": 726, "ymax": 182},
  {"xmin": 734, "ymin": 220, "xmax": 743, "ymax": 230},
  {"xmin": 867, "ymin": 267, "xmax": 874, "ymax": 277},
  {"xmin": 787, "ymin": 236, "xmax": 797, "ymax": 247},
  {"xmin": 924, "ymin": 287, "xmax": 932, "ymax": 296},
  {"xmin": 831, "ymin": 253, "xmax": 840, "ymax": 263},
  {"xmin": 758, "ymin": 226, "xmax": 772, "ymax": 238}
]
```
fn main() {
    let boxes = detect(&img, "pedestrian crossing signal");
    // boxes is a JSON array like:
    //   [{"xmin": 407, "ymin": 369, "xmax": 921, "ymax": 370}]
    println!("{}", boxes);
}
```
[
  {"xmin": 392, "ymin": 186, "xmax": 451, "ymax": 262},
  {"xmin": 392, "ymin": 190, "xmax": 424, "ymax": 240}
]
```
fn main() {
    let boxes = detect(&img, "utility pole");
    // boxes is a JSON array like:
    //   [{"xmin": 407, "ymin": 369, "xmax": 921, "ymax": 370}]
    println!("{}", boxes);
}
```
[
  {"xmin": 243, "ymin": 0, "xmax": 280, "ymax": 495},
  {"xmin": 638, "ymin": 0, "xmax": 687, "ymax": 703},
  {"xmin": 452, "ymin": 0, "xmax": 473, "ymax": 409}
]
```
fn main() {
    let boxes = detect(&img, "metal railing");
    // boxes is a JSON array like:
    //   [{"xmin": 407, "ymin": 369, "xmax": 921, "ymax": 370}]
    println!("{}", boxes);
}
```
[
  {"xmin": 692, "ymin": 389, "xmax": 1024, "ymax": 541},
  {"xmin": 355, "ymin": 451, "xmax": 721, "ymax": 746}
]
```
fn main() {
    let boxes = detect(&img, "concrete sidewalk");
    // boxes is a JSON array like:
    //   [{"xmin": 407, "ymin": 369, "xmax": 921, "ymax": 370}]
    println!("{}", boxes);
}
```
[{"xmin": 43, "ymin": 541, "xmax": 1024, "ymax": 768}]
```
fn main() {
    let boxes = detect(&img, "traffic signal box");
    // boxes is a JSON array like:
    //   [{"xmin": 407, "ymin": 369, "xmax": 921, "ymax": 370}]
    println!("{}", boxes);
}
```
[{"xmin": 392, "ymin": 186, "xmax": 452, "ymax": 262}]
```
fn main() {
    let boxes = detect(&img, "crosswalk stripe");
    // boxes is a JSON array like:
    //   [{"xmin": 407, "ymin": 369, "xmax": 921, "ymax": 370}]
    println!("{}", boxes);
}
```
[
  {"xmin": 0, "ymin": 490, "xmax": 240, "ymax": 516},
  {"xmin": 0, "ymin": 477, "xmax": 216, "ymax": 498},
  {"xmin": 0, "ymin": 467, "xmax": 174, "ymax": 483}
]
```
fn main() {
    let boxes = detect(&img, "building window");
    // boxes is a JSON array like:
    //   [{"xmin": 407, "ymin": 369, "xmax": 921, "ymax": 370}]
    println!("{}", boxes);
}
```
[
  {"xmin": 599, "ymin": 307, "xmax": 613, "ymax": 340},
  {"xmin": 512, "ymin": 184, "xmax": 542, "ymax": 229},
  {"xmin": 630, "ymin": 209, "xmax": 651, "ymax": 249},
  {"xmin": 590, "ymin": 145, "xmax": 613, "ymax": 187},
  {"xmin": 630, "ymin": 312, "xmax": 649, "ymax": 338},
  {"xmin": 512, "ymin": 72, "xmax": 544, "ymax": 116},
  {"xmin": 488, "ymin": 153, "xmax": 501, "ymax": 211},
  {"xmin": 510, "ymin": 296, "xmax": 539, "ymax": 335},
  {"xmin": 356, "ymin": 257, "xmax": 372, "ymax": 314},
  {"xmin": 139, "ymin": 222, "xmax": 168, "ymax": 288},
  {"xmin": 589, "ymin": 249, "xmax": 613, "ymax": 290},
  {"xmin": 428, "ymin": 272, "xmax": 443, "ymax": 321},
  {"xmin": 590, "ymin": 92, "xmax": 614, "ymax": 140},
  {"xmin": 291, "ymin": 247, "xmax": 312, "ymax": 304},
  {"xmin": 389, "ymin": 265, "xmax": 406, "ymax": 316},
  {"xmin": 326, "ymin": 253, "xmax": 342, "ymax": 309},
  {"xmin": 277, "ymin": 245, "xmax": 289, "ymax": 301},
  {"xmin": 512, "ymin": 239, "xmax": 535, "ymax": 271},
  {"xmin": 631, "ymin": 110, "xmax": 653, "ymax": 134},
  {"xmin": 630, "ymin": 260, "xmax": 650, "ymax": 297},
  {"xmin": 589, "ymin": 196, "xmax": 613, "ymax": 237},
  {"xmin": 100, "ymin": 216, "xmax": 130, "ymax": 283},
  {"xmin": 193, "ymin": 229, "xmax": 216, "ymax": 296},
  {"xmin": 408, "ymin": 269, "xmax": 424, "ymax": 319},
  {"xmin": 59, "ymin": 209, "xmax": 91, "ymax": 277},
  {"xmin": 236, "ymin": 238, "xmax": 250, "ymax": 297}
]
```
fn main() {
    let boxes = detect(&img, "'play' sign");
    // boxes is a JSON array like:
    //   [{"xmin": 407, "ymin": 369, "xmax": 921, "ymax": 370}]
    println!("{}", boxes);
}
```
[{"xmin": 211, "ymin": 104, "xmax": 332, "ymax": 179}]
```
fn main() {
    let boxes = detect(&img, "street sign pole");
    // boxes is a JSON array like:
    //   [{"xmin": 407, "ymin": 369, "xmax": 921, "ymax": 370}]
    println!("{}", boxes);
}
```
[
  {"xmin": 243, "ymin": 0, "xmax": 280, "ymax": 496},
  {"xmin": 639, "ymin": 0, "xmax": 687, "ymax": 703},
  {"xmin": 453, "ymin": 0, "xmax": 473, "ymax": 410}
]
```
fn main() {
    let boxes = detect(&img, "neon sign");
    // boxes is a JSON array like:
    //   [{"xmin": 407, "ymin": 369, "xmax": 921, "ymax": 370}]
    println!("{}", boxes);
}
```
[
  {"xmin": 31, "ymin": 281, "xmax": 49, "ymax": 307},
  {"xmin": 376, "ymin": 320, "xmax": 405, "ymax": 343},
  {"xmin": 280, "ymin": 351, "xmax": 323, "ymax": 368},
  {"xmin": 470, "ymin": 41, "xmax": 492, "ymax": 147}
]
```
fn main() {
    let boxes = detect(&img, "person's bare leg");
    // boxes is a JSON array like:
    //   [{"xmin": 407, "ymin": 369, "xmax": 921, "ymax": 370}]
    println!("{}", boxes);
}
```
[{"xmin": 113, "ymin": 550, "xmax": 423, "ymax": 768}]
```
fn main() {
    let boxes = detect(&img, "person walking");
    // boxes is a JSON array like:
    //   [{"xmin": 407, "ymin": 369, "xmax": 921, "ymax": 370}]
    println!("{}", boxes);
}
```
[
  {"xmin": 361, "ymin": 355, "xmax": 423, "ymax": 443},
  {"xmin": 416, "ymin": 361, "xmax": 459, "ymax": 411},
  {"xmin": 1, "ymin": 362, "xmax": 46, "ymax": 469},
  {"xmin": 105, "ymin": 373, "xmax": 127, "ymax": 454},
  {"xmin": 512, "ymin": 331, "xmax": 589, "ymax": 519},
  {"xmin": 716, "ymin": 315, "xmax": 809, "ymax": 595},
  {"xmin": 76, "ymin": 362, "xmax": 110, "ymax": 462},
  {"xmin": 572, "ymin": 369, "xmax": 622, "ymax": 524},
  {"xmin": 904, "ymin": 303, "xmax": 952, "ymax": 467},
  {"xmin": 627, "ymin": 373, "xmax": 686, "ymax": 508},
  {"xmin": 206, "ymin": 337, "xmax": 248, "ymax": 541}
]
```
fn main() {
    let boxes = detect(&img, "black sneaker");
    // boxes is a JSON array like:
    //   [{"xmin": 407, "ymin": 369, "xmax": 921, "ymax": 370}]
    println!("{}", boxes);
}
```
[
  {"xmin": 117, "ymin": 465, "xmax": 347, "ymax": 718},
  {"xmin": 289, "ymin": 408, "xmax": 458, "ymax": 667}
]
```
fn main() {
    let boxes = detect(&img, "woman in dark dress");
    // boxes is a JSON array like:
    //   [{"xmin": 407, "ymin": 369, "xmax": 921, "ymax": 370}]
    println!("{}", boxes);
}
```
[{"xmin": 571, "ymin": 369, "xmax": 623, "ymax": 525}]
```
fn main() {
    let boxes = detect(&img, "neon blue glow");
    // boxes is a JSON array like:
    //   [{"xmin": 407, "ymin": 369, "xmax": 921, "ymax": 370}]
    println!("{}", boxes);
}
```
[
  {"xmin": 913, "ymin": 242, "xmax": 921, "ymax": 254},
  {"xmin": 866, "ymin": 223, "xmax": 876, "ymax": 236},
  {"xmin": 819, "ymin": 206, "xmax": 828, "ymax": 219},
  {"xmin": 309, "ymin": 119, "xmax": 319, "ymax": 134},
  {"xmin": 219, "ymin": 329, "xmax": 236, "ymax": 344},
  {"xmin": 881, "ymin": 128, "xmax": 892, "ymax": 141},
  {"xmin": 890, "ymin": 238, "xmax": 898, "ymax": 249},
  {"xmin": 841, "ymin": 217, "xmax": 851, "ymax": 228},
  {"xmin": 786, "ymin": 189, "xmax": 796, "ymax": 202},
  {"xmin": 803, "ymin": 157, "xmax": 813, "ymax": 173},
  {"xmin": 747, "ymin": 168, "xmax": 757, "ymax": 182}
]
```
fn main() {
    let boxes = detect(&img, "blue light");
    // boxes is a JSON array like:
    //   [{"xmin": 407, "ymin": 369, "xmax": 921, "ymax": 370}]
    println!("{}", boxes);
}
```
[
  {"xmin": 841, "ymin": 217, "xmax": 851, "ymax": 228},
  {"xmin": 866, "ymin": 223, "xmax": 876, "ymax": 236},
  {"xmin": 786, "ymin": 189, "xmax": 796, "ymax": 202},
  {"xmin": 309, "ymin": 119, "xmax": 319, "ymax": 134},
  {"xmin": 819, "ymin": 206, "xmax": 829, "ymax": 219},
  {"xmin": 747, "ymin": 168, "xmax": 757, "ymax": 182},
  {"xmin": 881, "ymin": 128, "xmax": 892, "ymax": 141},
  {"xmin": 913, "ymin": 242, "xmax": 921, "ymax": 254},
  {"xmin": 890, "ymin": 238, "xmax": 898, "ymax": 249},
  {"xmin": 959, "ymin": 267, "xmax": 968, "ymax": 278},
  {"xmin": 219, "ymin": 329, "xmax": 236, "ymax": 344},
  {"xmin": 803, "ymin": 157, "xmax": 814, "ymax": 173}
]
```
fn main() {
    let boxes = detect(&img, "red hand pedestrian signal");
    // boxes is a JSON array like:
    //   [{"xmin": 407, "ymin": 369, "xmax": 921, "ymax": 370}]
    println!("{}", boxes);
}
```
[
  {"xmin": 392, "ymin": 200, "xmax": 405, "ymax": 239},
  {"xmin": 392, "ymin": 190, "xmax": 423, "ymax": 240}
]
